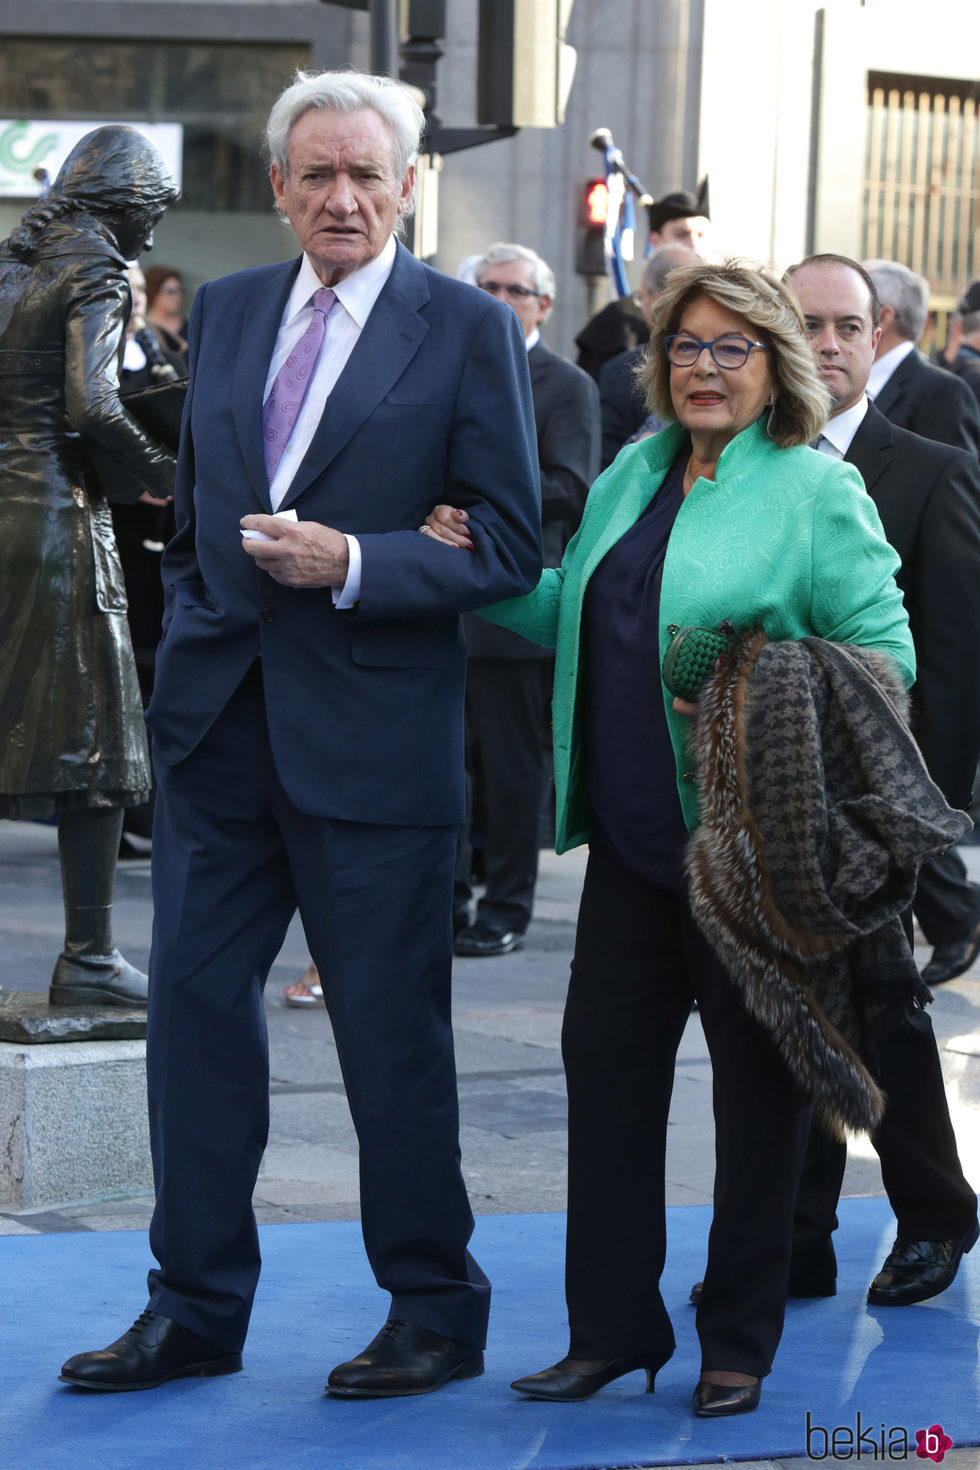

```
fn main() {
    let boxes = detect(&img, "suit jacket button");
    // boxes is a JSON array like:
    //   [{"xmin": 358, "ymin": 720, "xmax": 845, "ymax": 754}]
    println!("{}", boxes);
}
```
[{"xmin": 261, "ymin": 607, "xmax": 276, "ymax": 623}]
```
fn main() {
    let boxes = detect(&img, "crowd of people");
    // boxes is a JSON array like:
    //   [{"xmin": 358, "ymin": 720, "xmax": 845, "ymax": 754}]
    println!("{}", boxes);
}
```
[{"xmin": 0, "ymin": 64, "xmax": 977, "ymax": 1422}]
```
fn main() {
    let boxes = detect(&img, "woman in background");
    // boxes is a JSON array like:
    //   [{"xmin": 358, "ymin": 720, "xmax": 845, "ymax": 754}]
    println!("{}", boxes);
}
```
[{"xmin": 144, "ymin": 263, "xmax": 187, "ymax": 347}]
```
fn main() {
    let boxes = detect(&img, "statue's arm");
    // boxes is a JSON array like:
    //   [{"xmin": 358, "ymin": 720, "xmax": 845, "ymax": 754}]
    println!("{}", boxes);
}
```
[{"xmin": 63, "ymin": 262, "xmax": 175, "ymax": 503}]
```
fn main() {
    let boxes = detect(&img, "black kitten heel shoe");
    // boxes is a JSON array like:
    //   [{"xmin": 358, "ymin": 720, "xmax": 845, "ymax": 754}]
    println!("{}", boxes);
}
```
[
  {"xmin": 511, "ymin": 1352, "xmax": 668, "ymax": 1402},
  {"xmin": 693, "ymin": 1378, "xmax": 761, "ymax": 1417}
]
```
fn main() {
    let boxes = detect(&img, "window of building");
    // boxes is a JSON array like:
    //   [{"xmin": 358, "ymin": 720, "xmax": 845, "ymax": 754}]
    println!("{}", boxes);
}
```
[
  {"xmin": 863, "ymin": 70, "xmax": 979, "ymax": 301},
  {"xmin": 0, "ymin": 37, "xmax": 309, "ymax": 211}
]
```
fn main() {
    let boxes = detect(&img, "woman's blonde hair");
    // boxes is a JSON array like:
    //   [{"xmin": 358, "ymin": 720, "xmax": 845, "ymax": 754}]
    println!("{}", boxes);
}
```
[{"xmin": 638, "ymin": 258, "xmax": 830, "ymax": 448}]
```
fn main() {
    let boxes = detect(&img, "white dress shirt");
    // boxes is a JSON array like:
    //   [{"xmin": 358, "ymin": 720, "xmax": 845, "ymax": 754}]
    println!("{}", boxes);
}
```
[
  {"xmin": 122, "ymin": 336, "xmax": 148, "ymax": 372},
  {"xmin": 264, "ymin": 234, "xmax": 397, "ymax": 606},
  {"xmin": 812, "ymin": 395, "xmax": 870, "ymax": 459},
  {"xmin": 867, "ymin": 338, "xmax": 915, "ymax": 400}
]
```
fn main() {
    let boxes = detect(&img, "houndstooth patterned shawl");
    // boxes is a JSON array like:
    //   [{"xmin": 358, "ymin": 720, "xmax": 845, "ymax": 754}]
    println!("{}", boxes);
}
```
[{"xmin": 685, "ymin": 631, "xmax": 971, "ymax": 1139}]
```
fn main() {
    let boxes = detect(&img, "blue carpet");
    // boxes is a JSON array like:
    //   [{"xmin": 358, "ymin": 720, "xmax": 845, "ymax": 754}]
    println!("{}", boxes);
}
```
[{"xmin": 3, "ymin": 1198, "xmax": 978, "ymax": 1470}]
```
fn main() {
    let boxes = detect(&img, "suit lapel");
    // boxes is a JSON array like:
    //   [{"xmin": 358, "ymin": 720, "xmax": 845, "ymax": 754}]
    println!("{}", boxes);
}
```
[
  {"xmin": 578, "ymin": 425, "xmax": 685, "ymax": 590},
  {"xmin": 277, "ymin": 244, "xmax": 430, "ymax": 511},
  {"xmin": 232, "ymin": 261, "xmax": 300, "ymax": 510},
  {"xmin": 871, "ymin": 352, "xmax": 913, "ymax": 420},
  {"xmin": 845, "ymin": 403, "xmax": 893, "ymax": 499},
  {"xmin": 527, "ymin": 340, "xmax": 549, "ymax": 383}
]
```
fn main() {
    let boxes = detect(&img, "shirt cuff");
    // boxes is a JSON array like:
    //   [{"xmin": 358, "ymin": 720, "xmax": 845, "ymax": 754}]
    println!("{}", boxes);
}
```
[{"xmin": 332, "ymin": 533, "xmax": 361, "ymax": 608}]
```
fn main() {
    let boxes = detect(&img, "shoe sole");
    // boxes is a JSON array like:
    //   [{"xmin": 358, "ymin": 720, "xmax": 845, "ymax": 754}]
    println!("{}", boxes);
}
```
[
  {"xmin": 49, "ymin": 988, "xmax": 147, "ymax": 1008},
  {"xmin": 867, "ymin": 1221, "xmax": 980, "ymax": 1306},
  {"xmin": 326, "ymin": 1354, "xmax": 484, "ymax": 1398},
  {"xmin": 58, "ymin": 1356, "xmax": 243, "ymax": 1392}
]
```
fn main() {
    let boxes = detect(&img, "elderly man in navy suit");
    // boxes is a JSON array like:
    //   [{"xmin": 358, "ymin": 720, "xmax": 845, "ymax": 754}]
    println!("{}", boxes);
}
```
[{"xmin": 61, "ymin": 69, "xmax": 541, "ymax": 1398}]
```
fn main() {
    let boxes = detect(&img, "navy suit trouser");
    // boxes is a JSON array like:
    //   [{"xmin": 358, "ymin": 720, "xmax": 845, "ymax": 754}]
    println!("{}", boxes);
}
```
[{"xmin": 145, "ymin": 671, "xmax": 490, "ymax": 1354}]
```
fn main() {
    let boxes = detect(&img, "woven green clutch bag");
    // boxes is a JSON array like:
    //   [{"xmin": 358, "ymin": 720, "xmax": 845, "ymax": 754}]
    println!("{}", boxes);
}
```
[{"xmin": 661, "ymin": 622, "xmax": 736, "ymax": 701}]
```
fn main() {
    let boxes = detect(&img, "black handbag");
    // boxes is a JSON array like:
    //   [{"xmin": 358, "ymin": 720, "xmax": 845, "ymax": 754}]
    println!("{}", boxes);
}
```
[{"xmin": 661, "ymin": 621, "xmax": 736, "ymax": 702}]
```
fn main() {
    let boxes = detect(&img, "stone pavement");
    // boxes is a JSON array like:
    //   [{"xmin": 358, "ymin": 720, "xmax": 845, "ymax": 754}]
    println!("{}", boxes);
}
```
[{"xmin": 1, "ymin": 817, "xmax": 978, "ymax": 1239}]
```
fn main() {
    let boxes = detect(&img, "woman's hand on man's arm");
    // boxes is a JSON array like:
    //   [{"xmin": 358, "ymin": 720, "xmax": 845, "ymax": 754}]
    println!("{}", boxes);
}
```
[{"xmin": 422, "ymin": 504, "xmax": 474, "ymax": 550}]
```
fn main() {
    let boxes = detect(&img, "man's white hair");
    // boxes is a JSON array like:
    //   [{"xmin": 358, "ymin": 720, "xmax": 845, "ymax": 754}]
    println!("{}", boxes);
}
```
[
  {"xmin": 863, "ymin": 259, "xmax": 930, "ymax": 343},
  {"xmin": 267, "ymin": 68, "xmax": 424, "ymax": 214}
]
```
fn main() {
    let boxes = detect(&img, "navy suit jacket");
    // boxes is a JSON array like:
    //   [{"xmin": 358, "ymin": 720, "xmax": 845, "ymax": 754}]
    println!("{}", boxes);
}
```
[{"xmin": 146, "ymin": 243, "xmax": 543, "ymax": 825}]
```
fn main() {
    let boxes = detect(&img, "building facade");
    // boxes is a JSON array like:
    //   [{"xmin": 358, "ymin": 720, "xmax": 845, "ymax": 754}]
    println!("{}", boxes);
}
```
[{"xmin": 0, "ymin": 0, "xmax": 976, "ymax": 356}]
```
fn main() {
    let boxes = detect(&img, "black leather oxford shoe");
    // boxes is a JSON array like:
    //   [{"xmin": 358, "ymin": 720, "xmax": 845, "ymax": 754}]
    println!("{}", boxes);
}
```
[
  {"xmin": 453, "ymin": 922, "xmax": 524, "ymax": 958},
  {"xmin": 693, "ymin": 1378, "xmax": 761, "ymax": 1417},
  {"xmin": 920, "ymin": 921, "xmax": 980, "ymax": 986},
  {"xmin": 326, "ymin": 1320, "xmax": 484, "ymax": 1397},
  {"xmin": 59, "ymin": 1310, "xmax": 242, "ymax": 1391},
  {"xmin": 867, "ymin": 1223, "xmax": 980, "ymax": 1306}
]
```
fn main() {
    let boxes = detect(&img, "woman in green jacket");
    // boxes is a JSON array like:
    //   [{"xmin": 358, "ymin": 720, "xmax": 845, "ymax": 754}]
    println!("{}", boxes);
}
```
[{"xmin": 425, "ymin": 261, "xmax": 914, "ymax": 1416}]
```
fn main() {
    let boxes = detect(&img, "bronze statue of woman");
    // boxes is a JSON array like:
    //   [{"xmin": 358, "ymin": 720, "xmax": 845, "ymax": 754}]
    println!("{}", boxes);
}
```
[{"xmin": 0, "ymin": 125, "xmax": 179, "ymax": 1005}]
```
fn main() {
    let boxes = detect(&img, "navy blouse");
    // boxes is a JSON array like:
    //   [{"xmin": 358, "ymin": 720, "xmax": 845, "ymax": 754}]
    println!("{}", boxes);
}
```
[{"xmin": 583, "ymin": 452, "xmax": 689, "ymax": 891}]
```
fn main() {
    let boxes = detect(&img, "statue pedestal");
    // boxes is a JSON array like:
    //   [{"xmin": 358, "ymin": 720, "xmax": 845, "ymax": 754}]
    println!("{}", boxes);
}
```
[{"xmin": 0, "ymin": 993, "xmax": 151, "ymax": 1211}]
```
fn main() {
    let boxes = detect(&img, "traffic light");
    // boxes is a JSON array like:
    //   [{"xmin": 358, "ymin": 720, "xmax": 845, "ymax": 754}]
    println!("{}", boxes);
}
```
[
  {"xmin": 477, "ymin": 0, "xmax": 577, "ymax": 128},
  {"xmin": 575, "ymin": 177, "xmax": 608, "ymax": 277}
]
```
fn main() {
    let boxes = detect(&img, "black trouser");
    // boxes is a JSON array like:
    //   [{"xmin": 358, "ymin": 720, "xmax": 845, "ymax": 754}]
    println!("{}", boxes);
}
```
[
  {"xmin": 454, "ymin": 658, "xmax": 552, "ymax": 933},
  {"xmin": 793, "ymin": 1003, "xmax": 977, "ymax": 1273},
  {"xmin": 562, "ymin": 835, "xmax": 810, "ymax": 1378},
  {"xmin": 914, "ymin": 846, "xmax": 980, "ymax": 947}
]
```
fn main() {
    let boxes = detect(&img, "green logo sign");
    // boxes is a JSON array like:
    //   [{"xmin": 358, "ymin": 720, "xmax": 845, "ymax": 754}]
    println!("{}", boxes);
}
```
[{"xmin": 0, "ymin": 121, "xmax": 58, "ymax": 176}]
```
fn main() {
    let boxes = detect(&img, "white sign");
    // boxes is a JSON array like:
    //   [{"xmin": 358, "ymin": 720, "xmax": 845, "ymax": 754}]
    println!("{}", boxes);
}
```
[{"xmin": 0, "ymin": 121, "xmax": 183, "ymax": 199}]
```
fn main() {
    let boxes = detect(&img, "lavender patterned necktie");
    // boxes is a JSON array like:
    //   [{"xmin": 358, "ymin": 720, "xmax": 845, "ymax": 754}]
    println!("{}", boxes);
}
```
[{"xmin": 262, "ymin": 286, "xmax": 337, "ymax": 482}]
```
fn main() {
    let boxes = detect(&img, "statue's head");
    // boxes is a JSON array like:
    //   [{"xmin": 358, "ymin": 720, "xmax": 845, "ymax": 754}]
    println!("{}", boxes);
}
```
[{"xmin": 48, "ymin": 124, "xmax": 180, "ymax": 256}]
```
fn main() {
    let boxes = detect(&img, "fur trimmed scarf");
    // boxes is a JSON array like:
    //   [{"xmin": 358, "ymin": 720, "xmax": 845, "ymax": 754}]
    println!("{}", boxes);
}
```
[{"xmin": 685, "ymin": 630, "xmax": 971, "ymax": 1140}]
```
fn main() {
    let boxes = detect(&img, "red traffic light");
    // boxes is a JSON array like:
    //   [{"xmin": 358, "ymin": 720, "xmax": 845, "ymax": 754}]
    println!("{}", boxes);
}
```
[{"xmin": 582, "ymin": 178, "xmax": 609, "ymax": 227}]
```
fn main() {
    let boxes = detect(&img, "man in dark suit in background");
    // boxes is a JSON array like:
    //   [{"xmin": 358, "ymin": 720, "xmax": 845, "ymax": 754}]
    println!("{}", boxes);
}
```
[
  {"xmin": 944, "ymin": 279, "xmax": 980, "ymax": 411},
  {"xmin": 864, "ymin": 258, "xmax": 980, "ymax": 456},
  {"xmin": 454, "ymin": 244, "xmax": 599, "ymax": 957},
  {"xmin": 597, "ymin": 242, "xmax": 699, "ymax": 468},
  {"xmin": 861, "ymin": 259, "xmax": 980, "ymax": 983},
  {"xmin": 783, "ymin": 254, "xmax": 980, "ymax": 1306},
  {"xmin": 61, "ymin": 69, "xmax": 542, "ymax": 1397}
]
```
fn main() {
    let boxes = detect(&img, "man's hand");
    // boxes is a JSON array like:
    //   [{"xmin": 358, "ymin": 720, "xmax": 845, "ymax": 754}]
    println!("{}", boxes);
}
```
[
  {"xmin": 139, "ymin": 491, "xmax": 173, "ymax": 508},
  {"xmin": 240, "ymin": 515, "xmax": 350, "ymax": 588}
]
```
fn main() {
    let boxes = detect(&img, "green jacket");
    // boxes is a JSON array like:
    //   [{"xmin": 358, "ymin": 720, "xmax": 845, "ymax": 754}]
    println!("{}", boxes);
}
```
[{"xmin": 482, "ymin": 418, "xmax": 915, "ymax": 850}]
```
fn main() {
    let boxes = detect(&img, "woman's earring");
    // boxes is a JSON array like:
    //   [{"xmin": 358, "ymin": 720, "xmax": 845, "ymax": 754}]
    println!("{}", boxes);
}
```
[{"xmin": 766, "ymin": 397, "xmax": 778, "ymax": 439}]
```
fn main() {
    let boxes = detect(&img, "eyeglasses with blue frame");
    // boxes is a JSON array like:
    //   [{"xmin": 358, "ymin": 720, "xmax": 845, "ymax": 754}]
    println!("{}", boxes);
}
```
[{"xmin": 663, "ymin": 334, "xmax": 770, "ymax": 369}]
